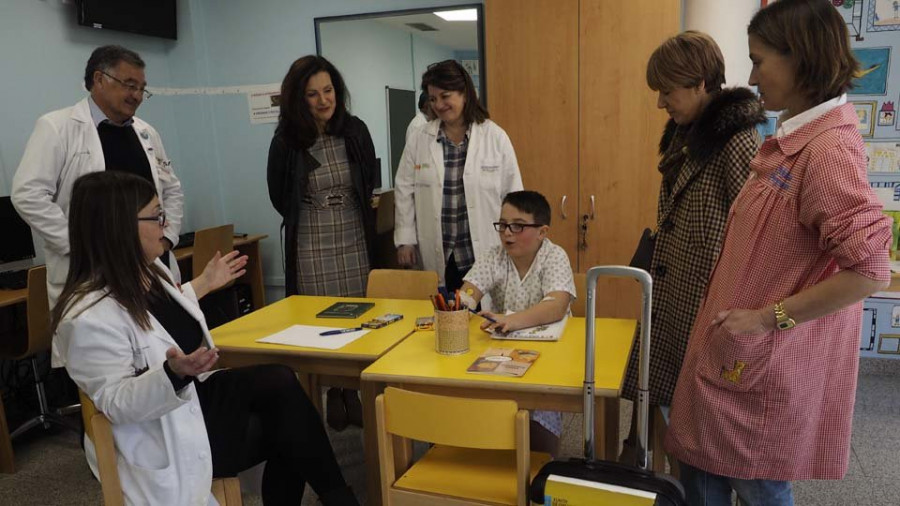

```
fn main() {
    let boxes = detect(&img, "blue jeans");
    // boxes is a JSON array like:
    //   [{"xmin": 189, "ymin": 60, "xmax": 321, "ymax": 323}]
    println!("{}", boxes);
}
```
[{"xmin": 679, "ymin": 461, "xmax": 793, "ymax": 506}]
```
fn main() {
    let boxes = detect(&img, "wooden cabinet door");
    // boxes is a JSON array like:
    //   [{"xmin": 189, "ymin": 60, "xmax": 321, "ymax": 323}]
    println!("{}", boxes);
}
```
[
  {"xmin": 486, "ymin": 0, "xmax": 580, "ymax": 266},
  {"xmin": 578, "ymin": 0, "xmax": 680, "ymax": 318}
]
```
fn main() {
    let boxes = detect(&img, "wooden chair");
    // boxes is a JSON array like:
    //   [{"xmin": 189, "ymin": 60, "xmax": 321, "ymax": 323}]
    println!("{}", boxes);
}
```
[
  {"xmin": 376, "ymin": 387, "xmax": 552, "ymax": 506},
  {"xmin": 0, "ymin": 267, "xmax": 78, "ymax": 454},
  {"xmin": 366, "ymin": 269, "xmax": 439, "ymax": 300},
  {"xmin": 78, "ymin": 391, "xmax": 242, "ymax": 506},
  {"xmin": 192, "ymin": 224, "xmax": 235, "ymax": 289}
]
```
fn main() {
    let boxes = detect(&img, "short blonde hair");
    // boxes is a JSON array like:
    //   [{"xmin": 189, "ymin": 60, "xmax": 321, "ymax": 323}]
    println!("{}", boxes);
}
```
[{"xmin": 646, "ymin": 31, "xmax": 725, "ymax": 92}]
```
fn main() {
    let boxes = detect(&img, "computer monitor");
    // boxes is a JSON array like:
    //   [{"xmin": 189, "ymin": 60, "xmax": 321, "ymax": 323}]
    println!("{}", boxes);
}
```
[{"xmin": 0, "ymin": 196, "xmax": 36, "ymax": 272}]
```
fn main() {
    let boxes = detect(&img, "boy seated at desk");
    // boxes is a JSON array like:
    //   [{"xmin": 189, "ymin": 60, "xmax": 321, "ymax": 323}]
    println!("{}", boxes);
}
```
[{"xmin": 459, "ymin": 190, "xmax": 576, "ymax": 455}]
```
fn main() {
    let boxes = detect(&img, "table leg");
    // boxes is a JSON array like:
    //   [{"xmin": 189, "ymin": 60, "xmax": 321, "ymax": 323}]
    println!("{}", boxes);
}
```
[
  {"xmin": 0, "ymin": 397, "xmax": 14, "ymax": 473},
  {"xmin": 592, "ymin": 396, "xmax": 620, "ymax": 461},
  {"xmin": 360, "ymin": 380, "xmax": 384, "ymax": 506}
]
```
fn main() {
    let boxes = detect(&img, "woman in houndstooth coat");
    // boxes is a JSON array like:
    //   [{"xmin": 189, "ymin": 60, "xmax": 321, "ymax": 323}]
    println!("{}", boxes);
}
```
[{"xmin": 620, "ymin": 32, "xmax": 765, "ymax": 457}]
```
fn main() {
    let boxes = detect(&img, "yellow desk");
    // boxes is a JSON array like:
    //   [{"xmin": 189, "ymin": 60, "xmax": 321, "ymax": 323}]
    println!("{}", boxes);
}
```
[
  {"xmin": 209, "ymin": 295, "xmax": 434, "ymax": 506},
  {"xmin": 361, "ymin": 315, "xmax": 636, "ymax": 490}
]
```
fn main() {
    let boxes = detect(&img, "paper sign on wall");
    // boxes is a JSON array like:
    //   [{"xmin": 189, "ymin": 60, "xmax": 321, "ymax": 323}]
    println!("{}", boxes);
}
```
[{"xmin": 247, "ymin": 85, "xmax": 281, "ymax": 124}]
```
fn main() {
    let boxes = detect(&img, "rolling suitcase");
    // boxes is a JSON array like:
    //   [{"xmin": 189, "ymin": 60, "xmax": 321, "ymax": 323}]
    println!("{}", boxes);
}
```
[{"xmin": 529, "ymin": 266, "xmax": 686, "ymax": 505}]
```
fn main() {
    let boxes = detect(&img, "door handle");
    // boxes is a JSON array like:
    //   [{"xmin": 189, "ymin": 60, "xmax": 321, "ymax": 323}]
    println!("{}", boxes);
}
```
[
  {"xmin": 589, "ymin": 195, "xmax": 595, "ymax": 220},
  {"xmin": 560, "ymin": 195, "xmax": 568, "ymax": 220}
]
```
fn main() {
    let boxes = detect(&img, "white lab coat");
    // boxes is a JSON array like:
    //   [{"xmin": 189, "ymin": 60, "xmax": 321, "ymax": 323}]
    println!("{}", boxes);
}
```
[
  {"xmin": 57, "ymin": 263, "xmax": 218, "ymax": 506},
  {"xmin": 394, "ymin": 119, "xmax": 523, "ymax": 285},
  {"xmin": 12, "ymin": 97, "xmax": 184, "ymax": 366}
]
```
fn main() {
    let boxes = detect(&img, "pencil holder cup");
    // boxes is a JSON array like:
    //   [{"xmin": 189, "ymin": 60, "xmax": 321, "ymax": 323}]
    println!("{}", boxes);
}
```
[{"xmin": 434, "ymin": 309, "xmax": 469, "ymax": 355}]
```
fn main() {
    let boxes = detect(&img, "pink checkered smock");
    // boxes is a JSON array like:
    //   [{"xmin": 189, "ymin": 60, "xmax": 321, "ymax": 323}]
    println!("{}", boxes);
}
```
[{"xmin": 664, "ymin": 103, "xmax": 891, "ymax": 480}]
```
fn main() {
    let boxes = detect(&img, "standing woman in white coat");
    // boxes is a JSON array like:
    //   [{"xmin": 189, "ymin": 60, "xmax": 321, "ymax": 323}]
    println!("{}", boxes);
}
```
[
  {"xmin": 53, "ymin": 172, "xmax": 359, "ymax": 505},
  {"xmin": 394, "ymin": 60, "xmax": 523, "ymax": 291}
]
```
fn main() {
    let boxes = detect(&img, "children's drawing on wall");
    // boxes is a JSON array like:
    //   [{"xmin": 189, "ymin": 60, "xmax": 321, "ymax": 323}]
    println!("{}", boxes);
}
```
[
  {"xmin": 867, "ymin": 141, "xmax": 900, "ymax": 172},
  {"xmin": 892, "ymin": 305, "xmax": 900, "ymax": 327},
  {"xmin": 879, "ymin": 101, "xmax": 896, "ymax": 126},
  {"xmin": 851, "ymin": 47, "xmax": 891, "ymax": 95},
  {"xmin": 867, "ymin": 0, "xmax": 900, "ymax": 32},
  {"xmin": 835, "ymin": 0, "xmax": 865, "ymax": 40},
  {"xmin": 854, "ymin": 101, "xmax": 877, "ymax": 137}
]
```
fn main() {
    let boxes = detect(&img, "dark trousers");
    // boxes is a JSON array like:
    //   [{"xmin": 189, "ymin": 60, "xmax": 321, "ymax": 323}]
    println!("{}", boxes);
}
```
[
  {"xmin": 444, "ymin": 253, "xmax": 471, "ymax": 293},
  {"xmin": 196, "ymin": 364, "xmax": 349, "ymax": 504}
]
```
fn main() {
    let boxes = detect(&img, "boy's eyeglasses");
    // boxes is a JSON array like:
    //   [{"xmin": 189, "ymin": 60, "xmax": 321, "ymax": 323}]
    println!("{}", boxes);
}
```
[
  {"xmin": 138, "ymin": 210, "xmax": 167, "ymax": 227},
  {"xmin": 493, "ymin": 222, "xmax": 543, "ymax": 234}
]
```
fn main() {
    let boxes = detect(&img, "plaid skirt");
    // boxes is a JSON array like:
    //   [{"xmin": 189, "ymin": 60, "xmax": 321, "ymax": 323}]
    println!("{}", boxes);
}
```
[{"xmin": 294, "ymin": 135, "xmax": 370, "ymax": 296}]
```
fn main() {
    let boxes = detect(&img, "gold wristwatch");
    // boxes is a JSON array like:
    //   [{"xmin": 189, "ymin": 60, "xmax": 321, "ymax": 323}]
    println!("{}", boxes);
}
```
[{"xmin": 774, "ymin": 301, "xmax": 796, "ymax": 330}]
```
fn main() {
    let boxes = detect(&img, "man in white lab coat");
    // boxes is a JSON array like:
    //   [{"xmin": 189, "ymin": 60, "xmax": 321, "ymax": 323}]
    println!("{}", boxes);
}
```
[{"xmin": 12, "ymin": 45, "xmax": 184, "ymax": 367}]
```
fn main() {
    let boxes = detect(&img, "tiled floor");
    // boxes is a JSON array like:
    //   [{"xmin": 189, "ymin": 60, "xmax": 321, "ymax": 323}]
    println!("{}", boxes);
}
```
[{"xmin": 1, "ymin": 371, "xmax": 898, "ymax": 505}]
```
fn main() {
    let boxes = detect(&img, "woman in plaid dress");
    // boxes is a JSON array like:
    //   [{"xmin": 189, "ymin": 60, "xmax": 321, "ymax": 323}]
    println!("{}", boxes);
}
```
[
  {"xmin": 267, "ymin": 56, "xmax": 378, "ymax": 430},
  {"xmin": 665, "ymin": 2, "xmax": 892, "ymax": 504},
  {"xmin": 620, "ymin": 31, "xmax": 764, "ymax": 461}
]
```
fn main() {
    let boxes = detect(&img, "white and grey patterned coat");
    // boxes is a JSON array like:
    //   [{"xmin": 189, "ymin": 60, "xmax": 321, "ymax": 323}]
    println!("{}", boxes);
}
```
[{"xmin": 622, "ymin": 87, "xmax": 765, "ymax": 406}]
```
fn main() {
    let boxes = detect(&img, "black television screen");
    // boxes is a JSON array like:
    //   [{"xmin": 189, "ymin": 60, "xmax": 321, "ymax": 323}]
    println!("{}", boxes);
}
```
[
  {"xmin": 77, "ymin": 0, "xmax": 177, "ymax": 40},
  {"xmin": 0, "ymin": 197, "xmax": 35, "ymax": 265}
]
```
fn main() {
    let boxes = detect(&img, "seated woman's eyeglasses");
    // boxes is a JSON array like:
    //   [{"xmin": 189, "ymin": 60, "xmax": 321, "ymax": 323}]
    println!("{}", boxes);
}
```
[
  {"xmin": 138, "ymin": 211, "xmax": 167, "ymax": 227},
  {"xmin": 493, "ymin": 222, "xmax": 543, "ymax": 234}
]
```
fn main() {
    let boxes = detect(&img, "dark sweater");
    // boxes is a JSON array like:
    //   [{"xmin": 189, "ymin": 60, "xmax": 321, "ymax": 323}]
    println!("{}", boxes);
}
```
[
  {"xmin": 97, "ymin": 121, "xmax": 153, "ymax": 183},
  {"xmin": 148, "ymin": 290, "xmax": 204, "ymax": 391}
]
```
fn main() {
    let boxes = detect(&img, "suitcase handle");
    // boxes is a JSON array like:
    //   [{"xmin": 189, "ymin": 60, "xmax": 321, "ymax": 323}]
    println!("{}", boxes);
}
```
[{"xmin": 584, "ymin": 266, "xmax": 652, "ymax": 469}]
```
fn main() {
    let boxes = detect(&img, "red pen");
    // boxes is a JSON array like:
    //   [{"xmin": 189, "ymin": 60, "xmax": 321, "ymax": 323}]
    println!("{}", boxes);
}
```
[{"xmin": 436, "ymin": 293, "xmax": 448, "ymax": 311}]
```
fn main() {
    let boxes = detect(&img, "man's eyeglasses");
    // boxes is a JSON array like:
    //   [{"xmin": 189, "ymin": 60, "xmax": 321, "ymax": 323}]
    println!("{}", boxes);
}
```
[
  {"xmin": 493, "ymin": 222, "xmax": 543, "ymax": 234},
  {"xmin": 138, "ymin": 210, "xmax": 166, "ymax": 227},
  {"xmin": 101, "ymin": 71, "xmax": 153, "ymax": 99}
]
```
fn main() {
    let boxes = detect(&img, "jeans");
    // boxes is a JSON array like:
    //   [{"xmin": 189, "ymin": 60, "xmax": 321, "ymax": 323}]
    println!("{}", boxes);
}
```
[{"xmin": 679, "ymin": 461, "xmax": 793, "ymax": 506}]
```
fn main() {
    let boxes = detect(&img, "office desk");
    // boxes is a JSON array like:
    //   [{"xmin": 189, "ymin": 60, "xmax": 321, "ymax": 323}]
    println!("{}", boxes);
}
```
[
  {"xmin": 361, "ymin": 316, "xmax": 636, "ymax": 498},
  {"xmin": 0, "ymin": 288, "xmax": 26, "ymax": 473},
  {"xmin": 173, "ymin": 234, "xmax": 267, "ymax": 311},
  {"xmin": 210, "ymin": 295, "xmax": 433, "ymax": 505},
  {"xmin": 0, "ymin": 289, "xmax": 26, "ymax": 309}
]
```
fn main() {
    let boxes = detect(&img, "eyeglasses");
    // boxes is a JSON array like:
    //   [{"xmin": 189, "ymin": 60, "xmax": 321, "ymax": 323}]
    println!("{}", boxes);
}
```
[
  {"xmin": 493, "ymin": 222, "xmax": 543, "ymax": 234},
  {"xmin": 100, "ymin": 71, "xmax": 153, "ymax": 99},
  {"xmin": 137, "ymin": 210, "xmax": 166, "ymax": 227}
]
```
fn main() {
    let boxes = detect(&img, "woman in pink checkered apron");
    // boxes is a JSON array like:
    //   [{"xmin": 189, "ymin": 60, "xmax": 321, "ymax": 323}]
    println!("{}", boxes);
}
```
[{"xmin": 665, "ymin": 1, "xmax": 893, "ymax": 505}]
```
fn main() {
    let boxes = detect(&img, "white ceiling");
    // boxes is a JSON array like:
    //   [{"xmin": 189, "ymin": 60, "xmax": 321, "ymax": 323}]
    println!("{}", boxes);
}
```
[{"xmin": 371, "ymin": 12, "xmax": 478, "ymax": 52}]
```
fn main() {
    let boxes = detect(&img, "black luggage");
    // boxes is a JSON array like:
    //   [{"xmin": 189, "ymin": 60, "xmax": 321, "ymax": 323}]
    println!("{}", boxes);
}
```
[{"xmin": 529, "ymin": 266, "xmax": 686, "ymax": 505}]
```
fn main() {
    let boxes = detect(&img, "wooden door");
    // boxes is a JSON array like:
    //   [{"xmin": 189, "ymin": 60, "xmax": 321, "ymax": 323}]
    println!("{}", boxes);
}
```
[
  {"xmin": 578, "ymin": 0, "xmax": 680, "ymax": 318},
  {"xmin": 485, "ymin": 0, "xmax": 580, "ymax": 265}
]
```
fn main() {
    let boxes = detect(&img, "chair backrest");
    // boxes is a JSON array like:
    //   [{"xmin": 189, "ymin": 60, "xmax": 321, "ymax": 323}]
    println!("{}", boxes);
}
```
[
  {"xmin": 375, "ymin": 189, "xmax": 395, "ymax": 235},
  {"xmin": 366, "ymin": 269, "xmax": 438, "ymax": 300},
  {"xmin": 192, "ymin": 224, "xmax": 235, "ymax": 287},
  {"xmin": 79, "ymin": 390, "xmax": 241, "ymax": 506},
  {"xmin": 376, "ymin": 387, "xmax": 531, "ymax": 506},
  {"xmin": 23, "ymin": 266, "xmax": 51, "ymax": 358}
]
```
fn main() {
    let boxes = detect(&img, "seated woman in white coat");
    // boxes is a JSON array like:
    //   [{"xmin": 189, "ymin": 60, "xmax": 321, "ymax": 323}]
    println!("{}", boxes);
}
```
[
  {"xmin": 52, "ymin": 171, "xmax": 358, "ymax": 505},
  {"xmin": 394, "ymin": 59, "xmax": 523, "ymax": 292}
]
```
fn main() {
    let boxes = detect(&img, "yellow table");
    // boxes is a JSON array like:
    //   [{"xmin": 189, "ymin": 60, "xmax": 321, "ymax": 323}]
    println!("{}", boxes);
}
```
[
  {"xmin": 361, "ymin": 315, "xmax": 636, "ymax": 481},
  {"xmin": 209, "ymin": 295, "xmax": 434, "ymax": 506}
]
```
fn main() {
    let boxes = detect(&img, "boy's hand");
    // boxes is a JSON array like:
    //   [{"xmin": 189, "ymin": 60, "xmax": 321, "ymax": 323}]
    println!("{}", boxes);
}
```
[{"xmin": 479, "ymin": 311, "xmax": 521, "ymax": 334}]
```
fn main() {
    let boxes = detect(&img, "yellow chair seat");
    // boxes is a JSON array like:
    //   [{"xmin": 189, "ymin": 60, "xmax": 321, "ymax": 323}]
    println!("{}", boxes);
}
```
[{"xmin": 394, "ymin": 445, "xmax": 552, "ymax": 505}]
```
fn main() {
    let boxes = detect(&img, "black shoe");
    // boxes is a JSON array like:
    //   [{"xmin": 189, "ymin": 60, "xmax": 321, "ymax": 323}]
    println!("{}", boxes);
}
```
[
  {"xmin": 326, "ymin": 387, "xmax": 348, "ymax": 432},
  {"xmin": 343, "ymin": 388, "xmax": 363, "ymax": 428}
]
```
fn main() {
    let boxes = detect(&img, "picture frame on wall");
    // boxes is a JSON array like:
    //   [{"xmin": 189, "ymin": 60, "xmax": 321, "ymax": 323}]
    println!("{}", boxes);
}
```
[
  {"xmin": 853, "ymin": 101, "xmax": 876, "ymax": 137},
  {"xmin": 850, "ymin": 47, "xmax": 891, "ymax": 95},
  {"xmin": 867, "ymin": 0, "xmax": 900, "ymax": 32},
  {"xmin": 879, "ymin": 101, "xmax": 896, "ymax": 127}
]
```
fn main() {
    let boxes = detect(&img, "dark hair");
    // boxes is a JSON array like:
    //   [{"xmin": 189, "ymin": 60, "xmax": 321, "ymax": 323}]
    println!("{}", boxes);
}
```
[
  {"xmin": 84, "ymin": 45, "xmax": 145, "ymax": 91},
  {"xmin": 275, "ymin": 55, "xmax": 351, "ymax": 150},
  {"xmin": 646, "ymin": 31, "xmax": 725, "ymax": 93},
  {"xmin": 51, "ymin": 172, "xmax": 168, "ymax": 334},
  {"xmin": 748, "ymin": 0, "xmax": 858, "ymax": 105},
  {"xmin": 421, "ymin": 60, "xmax": 488, "ymax": 125},
  {"xmin": 502, "ymin": 191, "xmax": 551, "ymax": 226}
]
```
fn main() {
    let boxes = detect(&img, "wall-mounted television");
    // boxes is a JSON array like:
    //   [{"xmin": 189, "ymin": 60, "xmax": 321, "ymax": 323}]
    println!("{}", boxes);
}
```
[{"xmin": 77, "ymin": 0, "xmax": 177, "ymax": 40}]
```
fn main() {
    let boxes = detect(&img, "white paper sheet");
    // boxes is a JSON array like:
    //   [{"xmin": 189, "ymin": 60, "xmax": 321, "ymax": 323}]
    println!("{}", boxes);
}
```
[{"xmin": 256, "ymin": 325, "xmax": 370, "ymax": 350}]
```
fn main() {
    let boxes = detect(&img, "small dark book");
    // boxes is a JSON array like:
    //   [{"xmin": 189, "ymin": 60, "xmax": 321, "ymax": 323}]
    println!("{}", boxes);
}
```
[{"xmin": 315, "ymin": 302, "xmax": 375, "ymax": 319}]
